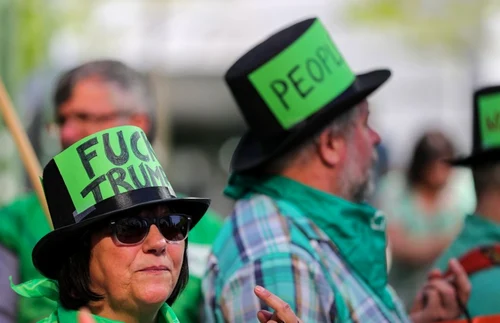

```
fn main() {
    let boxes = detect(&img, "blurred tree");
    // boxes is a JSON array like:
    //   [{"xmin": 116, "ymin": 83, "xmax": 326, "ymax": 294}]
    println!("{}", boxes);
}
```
[
  {"xmin": 345, "ymin": 0, "xmax": 498, "ymax": 84},
  {"xmin": 1, "ymin": 0, "xmax": 92, "ymax": 97},
  {"xmin": 0, "ymin": 0, "xmax": 91, "ymax": 201},
  {"xmin": 346, "ymin": 0, "xmax": 494, "ymax": 53}
]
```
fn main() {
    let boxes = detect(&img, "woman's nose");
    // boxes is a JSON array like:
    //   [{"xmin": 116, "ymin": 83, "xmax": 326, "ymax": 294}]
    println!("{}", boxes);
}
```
[{"xmin": 142, "ymin": 225, "xmax": 167, "ymax": 255}]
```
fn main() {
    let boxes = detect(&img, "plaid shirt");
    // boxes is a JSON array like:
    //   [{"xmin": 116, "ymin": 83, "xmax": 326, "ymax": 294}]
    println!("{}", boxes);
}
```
[{"xmin": 202, "ymin": 193, "xmax": 409, "ymax": 323}]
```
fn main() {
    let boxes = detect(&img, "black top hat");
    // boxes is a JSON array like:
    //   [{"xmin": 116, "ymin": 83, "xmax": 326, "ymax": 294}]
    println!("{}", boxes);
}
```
[
  {"xmin": 225, "ymin": 17, "xmax": 391, "ymax": 173},
  {"xmin": 33, "ymin": 125, "xmax": 210, "ymax": 279},
  {"xmin": 450, "ymin": 86, "xmax": 500, "ymax": 166}
]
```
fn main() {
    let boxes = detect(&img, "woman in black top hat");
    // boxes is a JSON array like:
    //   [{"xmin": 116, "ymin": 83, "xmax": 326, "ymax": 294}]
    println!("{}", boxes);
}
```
[
  {"xmin": 11, "ymin": 125, "xmax": 209, "ymax": 323},
  {"xmin": 11, "ymin": 125, "xmax": 302, "ymax": 323}
]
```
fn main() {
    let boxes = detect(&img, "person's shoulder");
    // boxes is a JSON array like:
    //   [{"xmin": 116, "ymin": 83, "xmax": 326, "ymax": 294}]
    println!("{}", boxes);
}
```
[
  {"xmin": 209, "ymin": 194, "xmax": 298, "ymax": 271},
  {"xmin": 35, "ymin": 311, "xmax": 58, "ymax": 323},
  {"xmin": 378, "ymin": 169, "xmax": 406, "ymax": 190},
  {"xmin": 433, "ymin": 235, "xmax": 468, "ymax": 271},
  {"xmin": 445, "ymin": 169, "xmax": 476, "ymax": 211},
  {"xmin": 233, "ymin": 193, "xmax": 293, "ymax": 238},
  {"xmin": 375, "ymin": 169, "xmax": 407, "ymax": 201},
  {"xmin": 0, "ymin": 191, "xmax": 49, "ymax": 240},
  {"xmin": 448, "ymin": 168, "xmax": 474, "ymax": 185},
  {"xmin": 232, "ymin": 193, "xmax": 280, "ymax": 219},
  {"xmin": 227, "ymin": 193, "xmax": 292, "ymax": 235},
  {"xmin": 0, "ymin": 191, "xmax": 42, "ymax": 216},
  {"xmin": 1, "ymin": 191, "xmax": 40, "ymax": 208},
  {"xmin": 198, "ymin": 208, "xmax": 224, "ymax": 229}
]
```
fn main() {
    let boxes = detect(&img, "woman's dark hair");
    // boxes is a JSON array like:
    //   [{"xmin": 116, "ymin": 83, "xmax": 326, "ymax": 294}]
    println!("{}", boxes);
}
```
[
  {"xmin": 406, "ymin": 130, "xmax": 455, "ymax": 187},
  {"xmin": 58, "ymin": 205, "xmax": 190, "ymax": 309},
  {"xmin": 166, "ymin": 241, "xmax": 189, "ymax": 305},
  {"xmin": 58, "ymin": 232, "xmax": 103, "ymax": 309}
]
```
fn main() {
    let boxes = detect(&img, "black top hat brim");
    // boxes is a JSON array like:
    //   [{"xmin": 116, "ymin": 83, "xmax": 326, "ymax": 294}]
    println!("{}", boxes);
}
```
[
  {"xmin": 33, "ymin": 194, "xmax": 210, "ymax": 279},
  {"xmin": 448, "ymin": 148, "xmax": 500, "ymax": 167},
  {"xmin": 230, "ymin": 69, "xmax": 391, "ymax": 173}
]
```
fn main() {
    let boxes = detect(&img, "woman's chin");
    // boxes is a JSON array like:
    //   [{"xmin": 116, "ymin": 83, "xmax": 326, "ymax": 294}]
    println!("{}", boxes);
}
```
[
  {"xmin": 135, "ymin": 286, "xmax": 171, "ymax": 305},
  {"xmin": 132, "ymin": 277, "xmax": 174, "ymax": 305}
]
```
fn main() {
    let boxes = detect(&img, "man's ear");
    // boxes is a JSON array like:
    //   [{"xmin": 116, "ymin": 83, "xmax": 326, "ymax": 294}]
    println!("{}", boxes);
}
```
[{"xmin": 317, "ymin": 129, "xmax": 346, "ymax": 168}]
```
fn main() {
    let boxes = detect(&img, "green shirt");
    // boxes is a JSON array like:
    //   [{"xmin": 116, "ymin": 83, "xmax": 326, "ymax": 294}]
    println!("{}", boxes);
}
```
[
  {"xmin": 434, "ymin": 214, "xmax": 500, "ymax": 317},
  {"xmin": 204, "ymin": 174, "xmax": 408, "ymax": 322},
  {"xmin": 0, "ymin": 192, "xmax": 223, "ymax": 323},
  {"xmin": 0, "ymin": 193, "xmax": 55, "ymax": 323},
  {"xmin": 11, "ymin": 278, "xmax": 180, "ymax": 323}
]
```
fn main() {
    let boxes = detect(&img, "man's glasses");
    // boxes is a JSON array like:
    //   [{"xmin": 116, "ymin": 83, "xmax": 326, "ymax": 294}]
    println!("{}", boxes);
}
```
[
  {"xmin": 110, "ymin": 214, "xmax": 191, "ymax": 245},
  {"xmin": 56, "ymin": 111, "xmax": 135, "ymax": 126},
  {"xmin": 47, "ymin": 111, "xmax": 135, "ymax": 135}
]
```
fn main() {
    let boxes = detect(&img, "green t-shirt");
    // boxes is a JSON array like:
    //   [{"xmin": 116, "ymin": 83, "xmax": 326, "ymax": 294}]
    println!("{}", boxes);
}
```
[
  {"xmin": 11, "ymin": 278, "xmax": 180, "ymax": 323},
  {"xmin": 0, "ymin": 192, "xmax": 223, "ymax": 323},
  {"xmin": 0, "ymin": 193, "xmax": 55, "ymax": 323},
  {"xmin": 434, "ymin": 214, "xmax": 500, "ymax": 317}
]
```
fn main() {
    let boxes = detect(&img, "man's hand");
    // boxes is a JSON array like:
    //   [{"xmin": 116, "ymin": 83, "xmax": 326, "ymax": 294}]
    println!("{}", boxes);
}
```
[
  {"xmin": 254, "ymin": 285, "xmax": 304, "ymax": 323},
  {"xmin": 411, "ymin": 258, "xmax": 471, "ymax": 322}
]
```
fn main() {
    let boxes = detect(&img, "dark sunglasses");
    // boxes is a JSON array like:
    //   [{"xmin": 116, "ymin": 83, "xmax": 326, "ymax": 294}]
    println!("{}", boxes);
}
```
[{"xmin": 109, "ymin": 214, "xmax": 191, "ymax": 245}]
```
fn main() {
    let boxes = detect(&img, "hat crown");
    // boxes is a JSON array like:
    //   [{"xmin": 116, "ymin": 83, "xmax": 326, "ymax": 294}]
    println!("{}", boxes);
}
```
[
  {"xmin": 42, "ymin": 125, "xmax": 176, "ymax": 228},
  {"xmin": 474, "ymin": 87, "xmax": 500, "ymax": 151},
  {"xmin": 225, "ymin": 17, "xmax": 356, "ymax": 137},
  {"xmin": 225, "ymin": 17, "xmax": 391, "ymax": 173}
]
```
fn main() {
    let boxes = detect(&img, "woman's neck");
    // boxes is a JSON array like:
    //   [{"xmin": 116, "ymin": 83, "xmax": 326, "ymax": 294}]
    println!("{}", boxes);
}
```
[
  {"xmin": 88, "ymin": 300, "xmax": 161, "ymax": 323},
  {"xmin": 414, "ymin": 183, "xmax": 442, "ymax": 215}
]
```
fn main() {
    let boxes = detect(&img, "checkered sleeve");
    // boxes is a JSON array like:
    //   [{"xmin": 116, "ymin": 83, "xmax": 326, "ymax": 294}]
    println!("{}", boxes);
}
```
[
  {"xmin": 217, "ymin": 251, "xmax": 332, "ymax": 322},
  {"xmin": 202, "ymin": 254, "xmax": 222, "ymax": 323}
]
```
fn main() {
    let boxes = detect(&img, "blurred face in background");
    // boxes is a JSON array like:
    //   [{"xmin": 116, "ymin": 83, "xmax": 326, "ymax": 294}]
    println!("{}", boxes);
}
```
[
  {"xmin": 407, "ymin": 130, "xmax": 456, "ymax": 192},
  {"xmin": 423, "ymin": 159, "xmax": 452, "ymax": 190},
  {"xmin": 55, "ymin": 76, "xmax": 149, "ymax": 149}
]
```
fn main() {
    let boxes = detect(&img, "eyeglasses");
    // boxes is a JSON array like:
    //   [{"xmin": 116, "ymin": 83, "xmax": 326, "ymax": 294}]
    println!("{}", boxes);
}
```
[
  {"xmin": 58, "ymin": 111, "xmax": 135, "ymax": 126},
  {"xmin": 47, "ymin": 111, "xmax": 136, "ymax": 135},
  {"xmin": 109, "ymin": 214, "xmax": 191, "ymax": 245}
]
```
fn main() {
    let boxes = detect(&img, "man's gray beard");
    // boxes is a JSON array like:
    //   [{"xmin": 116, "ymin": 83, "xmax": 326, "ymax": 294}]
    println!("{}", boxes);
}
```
[
  {"xmin": 352, "ymin": 166, "xmax": 376, "ymax": 203},
  {"xmin": 341, "ymin": 149, "xmax": 378, "ymax": 203}
]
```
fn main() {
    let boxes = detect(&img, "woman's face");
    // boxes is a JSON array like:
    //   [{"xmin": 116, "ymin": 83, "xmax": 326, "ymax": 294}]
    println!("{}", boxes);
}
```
[
  {"xmin": 425, "ymin": 159, "xmax": 452, "ymax": 189},
  {"xmin": 88, "ymin": 206, "xmax": 185, "ymax": 310}
]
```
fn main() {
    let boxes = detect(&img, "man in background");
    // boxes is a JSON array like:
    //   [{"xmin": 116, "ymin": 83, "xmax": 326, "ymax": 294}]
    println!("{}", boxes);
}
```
[
  {"xmin": 204, "ymin": 17, "xmax": 470, "ymax": 323},
  {"xmin": 435, "ymin": 85, "xmax": 500, "ymax": 318}
]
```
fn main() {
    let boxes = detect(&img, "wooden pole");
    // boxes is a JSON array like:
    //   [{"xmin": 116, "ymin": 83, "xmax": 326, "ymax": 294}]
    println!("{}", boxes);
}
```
[{"xmin": 0, "ymin": 78, "xmax": 53, "ymax": 229}]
